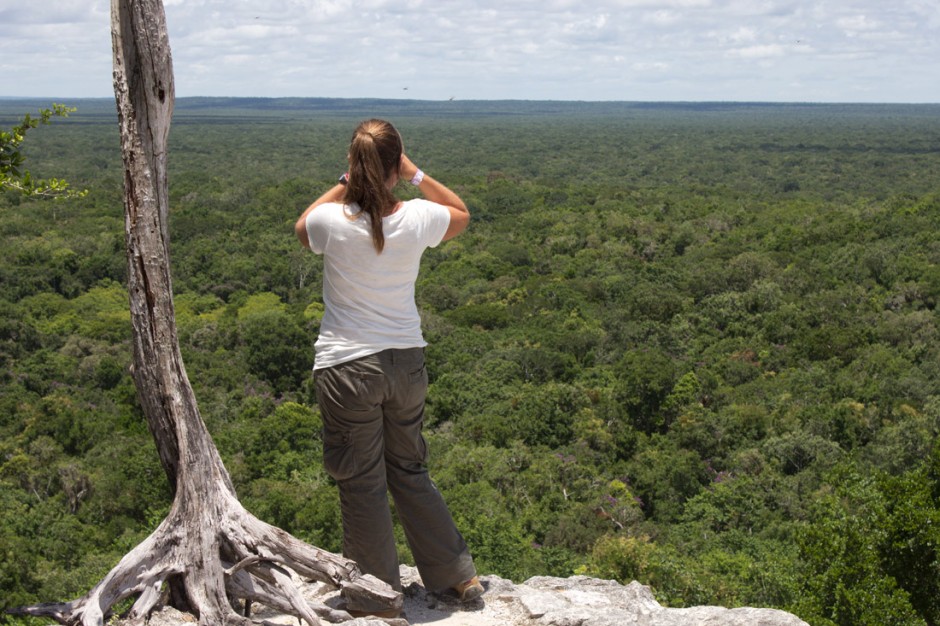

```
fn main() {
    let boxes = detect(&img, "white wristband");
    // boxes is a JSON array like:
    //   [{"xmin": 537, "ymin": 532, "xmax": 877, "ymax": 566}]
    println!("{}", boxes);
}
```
[{"xmin": 410, "ymin": 169, "xmax": 425, "ymax": 186}]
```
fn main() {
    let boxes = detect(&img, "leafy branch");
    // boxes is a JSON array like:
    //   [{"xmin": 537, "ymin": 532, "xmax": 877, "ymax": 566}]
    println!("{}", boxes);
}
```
[{"xmin": 0, "ymin": 103, "xmax": 88, "ymax": 199}]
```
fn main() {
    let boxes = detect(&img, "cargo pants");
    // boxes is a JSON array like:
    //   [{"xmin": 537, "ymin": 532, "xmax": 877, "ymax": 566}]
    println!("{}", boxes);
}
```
[{"xmin": 314, "ymin": 348, "xmax": 476, "ymax": 607}]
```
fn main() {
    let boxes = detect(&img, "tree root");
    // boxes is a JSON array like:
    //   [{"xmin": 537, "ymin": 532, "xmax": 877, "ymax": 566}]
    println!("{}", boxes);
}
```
[{"xmin": 9, "ymin": 492, "xmax": 401, "ymax": 626}]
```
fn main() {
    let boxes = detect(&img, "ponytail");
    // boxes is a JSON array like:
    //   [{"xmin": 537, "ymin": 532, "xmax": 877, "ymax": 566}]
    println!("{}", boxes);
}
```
[{"xmin": 343, "ymin": 119, "xmax": 402, "ymax": 253}]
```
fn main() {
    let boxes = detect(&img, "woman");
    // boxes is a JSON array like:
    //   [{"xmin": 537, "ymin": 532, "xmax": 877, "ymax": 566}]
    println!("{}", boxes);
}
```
[{"xmin": 294, "ymin": 119, "xmax": 481, "ymax": 618}]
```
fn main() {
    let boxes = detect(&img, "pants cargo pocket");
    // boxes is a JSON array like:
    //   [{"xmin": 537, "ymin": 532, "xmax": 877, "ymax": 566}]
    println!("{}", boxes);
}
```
[{"xmin": 323, "ymin": 429, "xmax": 358, "ymax": 481}]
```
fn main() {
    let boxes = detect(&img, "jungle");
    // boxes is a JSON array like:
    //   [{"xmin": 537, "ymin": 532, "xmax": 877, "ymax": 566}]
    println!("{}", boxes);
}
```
[{"xmin": 1, "ymin": 97, "xmax": 939, "ymax": 625}]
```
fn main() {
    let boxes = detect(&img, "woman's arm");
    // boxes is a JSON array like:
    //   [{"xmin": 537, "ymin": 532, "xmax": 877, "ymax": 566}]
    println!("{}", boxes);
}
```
[
  {"xmin": 294, "ymin": 183, "xmax": 345, "ymax": 249},
  {"xmin": 400, "ymin": 155, "xmax": 470, "ymax": 241}
]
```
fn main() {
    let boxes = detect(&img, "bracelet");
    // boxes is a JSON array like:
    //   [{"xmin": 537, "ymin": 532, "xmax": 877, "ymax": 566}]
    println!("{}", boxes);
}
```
[{"xmin": 410, "ymin": 169, "xmax": 425, "ymax": 186}]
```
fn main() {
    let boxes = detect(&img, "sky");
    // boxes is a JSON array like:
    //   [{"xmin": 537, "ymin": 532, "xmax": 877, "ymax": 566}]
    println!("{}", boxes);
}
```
[{"xmin": 0, "ymin": 0, "xmax": 938, "ymax": 103}]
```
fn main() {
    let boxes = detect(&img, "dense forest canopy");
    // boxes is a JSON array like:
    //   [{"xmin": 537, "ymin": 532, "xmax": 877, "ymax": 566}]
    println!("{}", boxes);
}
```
[{"xmin": 1, "ymin": 98, "xmax": 939, "ymax": 626}]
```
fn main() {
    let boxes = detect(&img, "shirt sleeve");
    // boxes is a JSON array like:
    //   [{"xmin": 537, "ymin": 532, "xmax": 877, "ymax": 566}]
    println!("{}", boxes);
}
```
[
  {"xmin": 306, "ymin": 204, "xmax": 337, "ymax": 255},
  {"xmin": 413, "ymin": 199, "xmax": 452, "ymax": 248}
]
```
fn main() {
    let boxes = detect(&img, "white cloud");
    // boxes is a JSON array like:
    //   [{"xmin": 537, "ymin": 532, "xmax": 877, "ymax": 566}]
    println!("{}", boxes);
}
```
[
  {"xmin": 643, "ymin": 10, "xmax": 681, "ymax": 26},
  {"xmin": 837, "ymin": 15, "xmax": 880, "ymax": 33},
  {"xmin": 0, "ymin": 0, "xmax": 937, "ymax": 102},
  {"xmin": 632, "ymin": 61, "xmax": 671, "ymax": 71},
  {"xmin": 727, "ymin": 27, "xmax": 759, "ymax": 43},
  {"xmin": 610, "ymin": 0, "xmax": 712, "ymax": 6},
  {"xmin": 727, "ymin": 44, "xmax": 786, "ymax": 58}
]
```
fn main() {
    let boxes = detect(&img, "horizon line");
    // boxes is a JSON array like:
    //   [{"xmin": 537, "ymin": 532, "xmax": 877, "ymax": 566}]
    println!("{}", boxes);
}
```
[{"xmin": 1, "ymin": 95, "xmax": 939, "ymax": 106}]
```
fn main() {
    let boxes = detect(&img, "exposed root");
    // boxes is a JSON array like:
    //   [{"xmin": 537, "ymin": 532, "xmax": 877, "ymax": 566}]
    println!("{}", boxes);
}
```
[
  {"xmin": 225, "ymin": 555, "xmax": 265, "ymax": 579},
  {"xmin": 9, "ymin": 497, "xmax": 400, "ymax": 626},
  {"xmin": 226, "ymin": 569, "xmax": 350, "ymax": 623},
  {"xmin": 262, "ymin": 562, "xmax": 322, "ymax": 626},
  {"xmin": 7, "ymin": 602, "xmax": 73, "ymax": 624}
]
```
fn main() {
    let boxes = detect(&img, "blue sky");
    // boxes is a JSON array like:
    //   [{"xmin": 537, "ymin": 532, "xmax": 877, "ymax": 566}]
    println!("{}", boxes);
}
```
[{"xmin": 1, "ymin": 0, "xmax": 937, "ymax": 102}]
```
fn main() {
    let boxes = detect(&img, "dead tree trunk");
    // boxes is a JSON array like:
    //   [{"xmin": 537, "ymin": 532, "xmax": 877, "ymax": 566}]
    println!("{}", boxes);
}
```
[{"xmin": 9, "ymin": 0, "xmax": 400, "ymax": 624}]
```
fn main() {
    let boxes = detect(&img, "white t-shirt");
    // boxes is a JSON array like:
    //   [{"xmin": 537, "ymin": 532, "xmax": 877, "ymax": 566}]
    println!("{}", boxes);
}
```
[{"xmin": 306, "ymin": 198, "xmax": 451, "ymax": 370}]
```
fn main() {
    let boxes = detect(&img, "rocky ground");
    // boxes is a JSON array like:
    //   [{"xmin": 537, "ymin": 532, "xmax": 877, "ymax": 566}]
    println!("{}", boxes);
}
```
[{"xmin": 140, "ymin": 565, "xmax": 809, "ymax": 626}]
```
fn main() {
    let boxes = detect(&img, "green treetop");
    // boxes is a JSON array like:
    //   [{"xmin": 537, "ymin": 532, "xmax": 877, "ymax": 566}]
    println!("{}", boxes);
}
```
[{"xmin": 0, "ymin": 103, "xmax": 87, "ymax": 199}]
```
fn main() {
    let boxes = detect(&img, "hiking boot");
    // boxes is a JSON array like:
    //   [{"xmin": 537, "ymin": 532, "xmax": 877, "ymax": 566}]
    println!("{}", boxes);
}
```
[{"xmin": 453, "ymin": 576, "xmax": 484, "ymax": 602}]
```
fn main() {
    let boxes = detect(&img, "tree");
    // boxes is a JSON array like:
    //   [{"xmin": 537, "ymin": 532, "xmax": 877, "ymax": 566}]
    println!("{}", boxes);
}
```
[
  {"xmin": 0, "ymin": 103, "xmax": 87, "ymax": 199},
  {"xmin": 9, "ymin": 1, "xmax": 398, "ymax": 624}
]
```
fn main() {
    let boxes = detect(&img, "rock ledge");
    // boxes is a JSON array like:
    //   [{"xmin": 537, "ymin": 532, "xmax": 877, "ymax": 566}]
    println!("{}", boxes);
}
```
[{"xmin": 136, "ymin": 566, "xmax": 809, "ymax": 626}]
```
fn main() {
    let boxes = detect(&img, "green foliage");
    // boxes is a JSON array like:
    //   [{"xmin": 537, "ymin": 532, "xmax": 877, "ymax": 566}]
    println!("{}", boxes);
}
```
[
  {"xmin": 614, "ymin": 349, "xmax": 678, "ymax": 434},
  {"xmin": 796, "ymin": 465, "xmax": 929, "ymax": 626},
  {"xmin": 878, "ymin": 445, "xmax": 940, "ymax": 625},
  {"xmin": 237, "ymin": 293, "xmax": 311, "ymax": 394},
  {"xmin": 0, "ymin": 103, "xmax": 87, "ymax": 199},
  {"xmin": 244, "ymin": 402, "xmax": 322, "ymax": 481},
  {"xmin": 445, "ymin": 481, "xmax": 535, "ymax": 580},
  {"xmin": 2, "ymin": 99, "xmax": 940, "ymax": 624}
]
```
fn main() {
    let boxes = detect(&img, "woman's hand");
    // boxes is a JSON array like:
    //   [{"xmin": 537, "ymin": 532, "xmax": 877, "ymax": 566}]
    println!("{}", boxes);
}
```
[{"xmin": 399, "ymin": 154, "xmax": 420, "ymax": 182}]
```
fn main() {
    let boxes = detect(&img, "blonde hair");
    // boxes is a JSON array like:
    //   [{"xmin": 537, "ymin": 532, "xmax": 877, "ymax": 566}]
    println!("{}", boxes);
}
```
[{"xmin": 343, "ymin": 119, "xmax": 402, "ymax": 252}]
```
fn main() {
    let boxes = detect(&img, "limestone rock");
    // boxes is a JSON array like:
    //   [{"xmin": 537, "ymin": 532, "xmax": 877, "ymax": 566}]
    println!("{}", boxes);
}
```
[
  {"xmin": 119, "ymin": 566, "xmax": 809, "ymax": 626},
  {"xmin": 507, "ymin": 575, "xmax": 809, "ymax": 626}
]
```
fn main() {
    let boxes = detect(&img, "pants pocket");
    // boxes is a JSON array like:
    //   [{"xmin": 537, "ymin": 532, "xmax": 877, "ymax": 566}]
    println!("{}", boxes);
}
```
[
  {"xmin": 322, "ymin": 429, "xmax": 358, "ymax": 481},
  {"xmin": 407, "ymin": 363, "xmax": 428, "ymax": 387}
]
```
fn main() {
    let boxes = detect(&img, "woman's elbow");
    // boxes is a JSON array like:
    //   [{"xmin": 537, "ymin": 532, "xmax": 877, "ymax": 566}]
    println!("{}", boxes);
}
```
[
  {"xmin": 294, "ymin": 219, "xmax": 310, "ymax": 249},
  {"xmin": 442, "ymin": 210, "xmax": 470, "ymax": 241}
]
